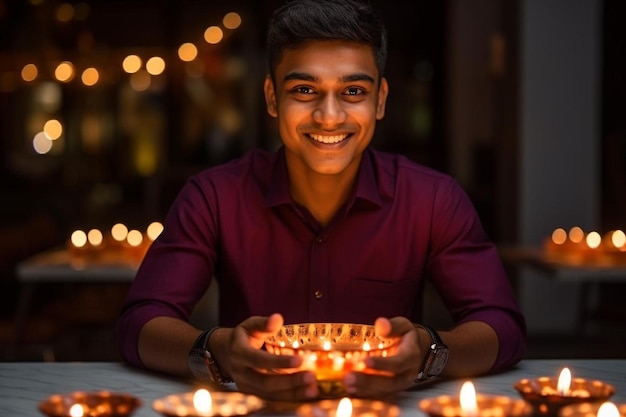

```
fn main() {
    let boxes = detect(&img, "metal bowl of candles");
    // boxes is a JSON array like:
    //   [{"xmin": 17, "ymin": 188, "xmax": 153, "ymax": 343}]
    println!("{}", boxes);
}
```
[
  {"xmin": 559, "ymin": 401, "xmax": 626, "ymax": 417},
  {"xmin": 264, "ymin": 322, "xmax": 400, "ymax": 397},
  {"xmin": 514, "ymin": 376, "xmax": 615, "ymax": 415},
  {"xmin": 39, "ymin": 390, "xmax": 141, "ymax": 417}
]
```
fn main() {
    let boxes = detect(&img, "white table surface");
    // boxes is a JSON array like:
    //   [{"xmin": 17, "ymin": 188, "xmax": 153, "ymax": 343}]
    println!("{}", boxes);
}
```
[{"xmin": 1, "ymin": 360, "xmax": 625, "ymax": 416}]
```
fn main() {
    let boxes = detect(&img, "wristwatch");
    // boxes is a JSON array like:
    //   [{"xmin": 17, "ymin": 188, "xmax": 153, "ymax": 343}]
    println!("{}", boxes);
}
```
[
  {"xmin": 414, "ymin": 324, "xmax": 449, "ymax": 382},
  {"xmin": 188, "ymin": 327, "xmax": 233, "ymax": 386}
]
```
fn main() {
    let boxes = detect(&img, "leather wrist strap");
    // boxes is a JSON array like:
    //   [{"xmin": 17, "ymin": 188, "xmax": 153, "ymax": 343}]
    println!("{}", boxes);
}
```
[{"xmin": 188, "ymin": 327, "xmax": 233, "ymax": 386}]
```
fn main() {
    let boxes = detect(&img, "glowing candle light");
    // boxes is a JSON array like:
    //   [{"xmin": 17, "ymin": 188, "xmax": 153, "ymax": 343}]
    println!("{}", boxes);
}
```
[
  {"xmin": 323, "ymin": 341, "xmax": 331, "ymax": 351},
  {"xmin": 87, "ymin": 229, "xmax": 103, "ymax": 247},
  {"xmin": 558, "ymin": 367, "xmax": 572, "ymax": 395},
  {"xmin": 111, "ymin": 223, "xmax": 128, "ymax": 242},
  {"xmin": 71, "ymin": 230, "xmax": 87, "ymax": 248},
  {"xmin": 460, "ymin": 381, "xmax": 478, "ymax": 417},
  {"xmin": 552, "ymin": 228, "xmax": 567, "ymax": 245},
  {"xmin": 126, "ymin": 229, "xmax": 143, "ymax": 247},
  {"xmin": 336, "ymin": 397, "xmax": 353, "ymax": 417},
  {"xmin": 147, "ymin": 221, "xmax": 164, "ymax": 241},
  {"xmin": 193, "ymin": 389, "xmax": 212, "ymax": 416},
  {"xmin": 597, "ymin": 402, "xmax": 620, "ymax": 417},
  {"xmin": 586, "ymin": 232, "xmax": 601, "ymax": 249},
  {"xmin": 69, "ymin": 403, "xmax": 84, "ymax": 417},
  {"xmin": 362, "ymin": 342, "xmax": 371, "ymax": 351}
]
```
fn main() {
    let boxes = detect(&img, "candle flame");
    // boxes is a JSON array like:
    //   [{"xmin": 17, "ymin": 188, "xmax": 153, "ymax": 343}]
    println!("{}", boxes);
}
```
[
  {"xmin": 460, "ymin": 381, "xmax": 478, "ymax": 417},
  {"xmin": 193, "ymin": 389, "xmax": 212, "ymax": 416},
  {"xmin": 598, "ymin": 402, "xmax": 620, "ymax": 417},
  {"xmin": 557, "ymin": 367, "xmax": 572, "ymax": 395},
  {"xmin": 323, "ymin": 340, "xmax": 331, "ymax": 351},
  {"xmin": 362, "ymin": 341, "xmax": 371, "ymax": 351},
  {"xmin": 69, "ymin": 404, "xmax": 84, "ymax": 417},
  {"xmin": 336, "ymin": 397, "xmax": 353, "ymax": 417}
]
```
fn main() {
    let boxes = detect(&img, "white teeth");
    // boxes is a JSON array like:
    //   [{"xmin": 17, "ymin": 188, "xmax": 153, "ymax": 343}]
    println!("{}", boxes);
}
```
[{"xmin": 310, "ymin": 134, "xmax": 348, "ymax": 144}]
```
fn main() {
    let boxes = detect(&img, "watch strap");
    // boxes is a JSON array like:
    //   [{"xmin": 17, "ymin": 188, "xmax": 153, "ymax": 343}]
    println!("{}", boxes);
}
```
[
  {"xmin": 188, "ymin": 327, "xmax": 233, "ymax": 386},
  {"xmin": 414, "ymin": 324, "xmax": 448, "ymax": 382}
]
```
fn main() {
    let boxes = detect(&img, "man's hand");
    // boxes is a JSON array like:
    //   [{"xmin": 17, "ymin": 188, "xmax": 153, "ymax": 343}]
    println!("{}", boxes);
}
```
[
  {"xmin": 341, "ymin": 317, "xmax": 430, "ymax": 398},
  {"xmin": 213, "ymin": 313, "xmax": 320, "ymax": 401}
]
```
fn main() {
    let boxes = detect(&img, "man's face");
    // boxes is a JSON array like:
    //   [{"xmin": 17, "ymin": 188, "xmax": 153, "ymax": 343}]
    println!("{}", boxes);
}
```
[{"xmin": 264, "ymin": 40, "xmax": 388, "ymax": 176}]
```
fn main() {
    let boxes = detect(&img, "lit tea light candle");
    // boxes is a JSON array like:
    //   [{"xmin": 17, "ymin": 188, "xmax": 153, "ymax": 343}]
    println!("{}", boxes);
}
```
[
  {"xmin": 193, "ymin": 389, "xmax": 212, "ymax": 416},
  {"xmin": 264, "ymin": 323, "xmax": 400, "ymax": 397},
  {"xmin": 296, "ymin": 397, "xmax": 400, "ymax": 417},
  {"xmin": 514, "ymin": 367, "xmax": 615, "ymax": 415},
  {"xmin": 460, "ymin": 381, "xmax": 478, "ymax": 417},
  {"xmin": 69, "ymin": 403, "xmax": 84, "ymax": 417},
  {"xmin": 560, "ymin": 401, "xmax": 626, "ymax": 417},
  {"xmin": 38, "ymin": 391, "xmax": 141, "ymax": 417},
  {"xmin": 111, "ymin": 223, "xmax": 129, "ymax": 245},
  {"xmin": 153, "ymin": 390, "xmax": 264, "ymax": 417},
  {"xmin": 70, "ymin": 230, "xmax": 88, "ymax": 249},
  {"xmin": 420, "ymin": 381, "xmax": 532, "ymax": 417}
]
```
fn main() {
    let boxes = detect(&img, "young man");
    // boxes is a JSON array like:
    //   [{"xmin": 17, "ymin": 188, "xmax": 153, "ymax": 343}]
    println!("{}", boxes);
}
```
[{"xmin": 117, "ymin": 0, "xmax": 526, "ymax": 401}]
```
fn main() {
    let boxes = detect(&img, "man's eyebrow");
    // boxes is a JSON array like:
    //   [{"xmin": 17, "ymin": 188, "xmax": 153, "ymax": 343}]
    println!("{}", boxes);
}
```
[
  {"xmin": 282, "ymin": 72, "xmax": 376, "ymax": 84},
  {"xmin": 342, "ymin": 73, "xmax": 375, "ymax": 83},
  {"xmin": 283, "ymin": 72, "xmax": 317, "ymax": 82}
]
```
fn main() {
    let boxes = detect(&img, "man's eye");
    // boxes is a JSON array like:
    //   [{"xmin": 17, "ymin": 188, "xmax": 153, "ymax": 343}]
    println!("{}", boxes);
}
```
[
  {"xmin": 294, "ymin": 86, "xmax": 314, "ymax": 94},
  {"xmin": 345, "ymin": 87, "xmax": 364, "ymax": 96}
]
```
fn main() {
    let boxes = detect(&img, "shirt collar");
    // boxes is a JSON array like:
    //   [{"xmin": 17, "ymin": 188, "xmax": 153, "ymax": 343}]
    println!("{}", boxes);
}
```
[{"xmin": 263, "ymin": 146, "xmax": 383, "ymax": 209}]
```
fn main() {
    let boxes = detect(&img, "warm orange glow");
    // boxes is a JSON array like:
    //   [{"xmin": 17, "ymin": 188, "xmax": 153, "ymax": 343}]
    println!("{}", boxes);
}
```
[
  {"xmin": 178, "ymin": 43, "xmax": 198, "ymax": 62},
  {"xmin": 146, "ymin": 222, "xmax": 164, "ymax": 241},
  {"xmin": 81, "ymin": 67, "xmax": 99, "ymax": 86},
  {"xmin": 362, "ymin": 341, "xmax": 371, "ymax": 351},
  {"xmin": 56, "ymin": 3, "xmax": 74, "ymax": 22},
  {"xmin": 43, "ymin": 119, "xmax": 63, "ymax": 140},
  {"xmin": 122, "ymin": 55, "xmax": 142, "ymax": 74},
  {"xmin": 323, "ymin": 341, "xmax": 331, "ymax": 351},
  {"xmin": 129, "ymin": 70, "xmax": 151, "ymax": 91},
  {"xmin": 33, "ymin": 132, "xmax": 53, "ymax": 154},
  {"xmin": 193, "ymin": 389, "xmax": 212, "ymax": 416},
  {"xmin": 71, "ymin": 230, "xmax": 88, "ymax": 248},
  {"xmin": 336, "ymin": 397, "xmax": 353, "ymax": 417},
  {"xmin": 223, "ymin": 12, "xmax": 242, "ymax": 29},
  {"xmin": 21, "ymin": 64, "xmax": 38, "ymax": 82},
  {"xmin": 87, "ymin": 229, "xmax": 103, "ymax": 246},
  {"xmin": 204, "ymin": 26, "xmax": 224, "ymax": 44},
  {"xmin": 611, "ymin": 230, "xmax": 626, "ymax": 248},
  {"xmin": 551, "ymin": 228, "xmax": 567, "ymax": 245},
  {"xmin": 586, "ymin": 231, "xmax": 601, "ymax": 249},
  {"xmin": 126, "ymin": 230, "xmax": 143, "ymax": 247},
  {"xmin": 597, "ymin": 402, "xmax": 620, "ymax": 417},
  {"xmin": 557, "ymin": 367, "xmax": 571, "ymax": 395},
  {"xmin": 111, "ymin": 223, "xmax": 128, "ymax": 242},
  {"xmin": 459, "ymin": 381, "xmax": 478, "ymax": 417},
  {"xmin": 146, "ymin": 56, "xmax": 165, "ymax": 75},
  {"xmin": 55, "ymin": 61, "xmax": 75, "ymax": 82},
  {"xmin": 569, "ymin": 226, "xmax": 584, "ymax": 243},
  {"xmin": 69, "ymin": 403, "xmax": 84, "ymax": 417}
]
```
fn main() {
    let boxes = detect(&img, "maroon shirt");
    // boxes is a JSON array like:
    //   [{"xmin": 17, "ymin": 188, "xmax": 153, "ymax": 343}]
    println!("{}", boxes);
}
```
[{"xmin": 117, "ymin": 147, "xmax": 526, "ymax": 371}]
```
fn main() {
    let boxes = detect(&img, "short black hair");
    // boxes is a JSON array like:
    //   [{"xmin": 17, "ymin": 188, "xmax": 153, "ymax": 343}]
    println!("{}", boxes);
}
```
[{"xmin": 266, "ymin": 0, "xmax": 388, "ymax": 82}]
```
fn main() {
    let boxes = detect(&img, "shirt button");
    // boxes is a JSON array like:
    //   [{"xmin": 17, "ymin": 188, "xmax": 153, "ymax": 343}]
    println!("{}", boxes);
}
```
[{"xmin": 314, "ymin": 290, "xmax": 324, "ymax": 299}]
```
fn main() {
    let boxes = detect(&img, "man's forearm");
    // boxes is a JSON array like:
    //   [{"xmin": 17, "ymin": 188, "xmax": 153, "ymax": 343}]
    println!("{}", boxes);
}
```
[
  {"xmin": 138, "ymin": 316, "xmax": 202, "ymax": 377},
  {"xmin": 438, "ymin": 321, "xmax": 499, "ymax": 377}
]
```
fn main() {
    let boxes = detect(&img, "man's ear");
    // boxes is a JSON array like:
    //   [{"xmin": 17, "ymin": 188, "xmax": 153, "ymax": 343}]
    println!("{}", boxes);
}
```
[
  {"xmin": 376, "ymin": 77, "xmax": 389, "ymax": 120},
  {"xmin": 264, "ymin": 75, "xmax": 278, "ymax": 118}
]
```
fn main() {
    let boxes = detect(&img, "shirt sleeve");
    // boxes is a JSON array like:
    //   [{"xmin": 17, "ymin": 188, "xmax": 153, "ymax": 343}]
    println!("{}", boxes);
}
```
[
  {"xmin": 426, "ymin": 177, "xmax": 526, "ymax": 371},
  {"xmin": 116, "ymin": 177, "xmax": 218, "ymax": 367}
]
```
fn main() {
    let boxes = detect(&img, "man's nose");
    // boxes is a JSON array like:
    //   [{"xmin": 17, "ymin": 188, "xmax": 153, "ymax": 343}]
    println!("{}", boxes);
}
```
[{"xmin": 312, "ymin": 94, "xmax": 347, "ymax": 127}]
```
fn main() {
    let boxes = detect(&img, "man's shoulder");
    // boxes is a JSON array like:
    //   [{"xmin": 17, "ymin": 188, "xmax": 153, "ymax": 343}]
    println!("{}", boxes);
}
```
[{"xmin": 192, "ymin": 148, "xmax": 278, "ymax": 183}]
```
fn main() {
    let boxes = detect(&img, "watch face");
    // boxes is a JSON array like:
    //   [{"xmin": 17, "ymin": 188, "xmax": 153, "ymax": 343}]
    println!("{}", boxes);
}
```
[{"xmin": 429, "ymin": 345, "xmax": 449, "ymax": 376}]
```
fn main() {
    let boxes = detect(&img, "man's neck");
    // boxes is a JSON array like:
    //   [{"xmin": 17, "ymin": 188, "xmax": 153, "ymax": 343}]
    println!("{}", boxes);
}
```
[{"xmin": 286, "ymin": 159, "xmax": 361, "ymax": 228}]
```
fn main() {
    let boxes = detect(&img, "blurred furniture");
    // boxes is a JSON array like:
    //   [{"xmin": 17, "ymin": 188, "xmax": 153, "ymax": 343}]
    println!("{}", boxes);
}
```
[
  {"xmin": 10, "ymin": 247, "xmax": 139, "ymax": 360},
  {"xmin": 500, "ymin": 246, "xmax": 626, "ymax": 333},
  {"xmin": 1, "ymin": 359, "xmax": 625, "ymax": 416}
]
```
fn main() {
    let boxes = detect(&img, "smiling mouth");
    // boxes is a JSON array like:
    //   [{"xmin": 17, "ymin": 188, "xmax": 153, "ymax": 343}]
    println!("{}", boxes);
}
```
[{"xmin": 309, "ymin": 133, "xmax": 349, "ymax": 144}]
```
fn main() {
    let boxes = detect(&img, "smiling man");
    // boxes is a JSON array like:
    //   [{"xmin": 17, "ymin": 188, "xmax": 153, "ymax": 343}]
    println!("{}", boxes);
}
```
[{"xmin": 117, "ymin": 0, "xmax": 526, "ymax": 402}]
